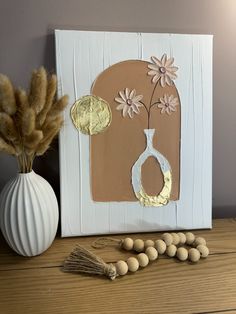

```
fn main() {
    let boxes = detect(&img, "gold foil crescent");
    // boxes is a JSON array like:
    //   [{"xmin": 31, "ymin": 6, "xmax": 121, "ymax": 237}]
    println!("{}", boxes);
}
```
[
  {"xmin": 135, "ymin": 170, "xmax": 172, "ymax": 207},
  {"xmin": 70, "ymin": 95, "xmax": 112, "ymax": 135}
]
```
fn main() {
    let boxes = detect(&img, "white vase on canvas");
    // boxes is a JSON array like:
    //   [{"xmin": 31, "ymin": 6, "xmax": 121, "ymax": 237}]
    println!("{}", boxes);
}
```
[{"xmin": 0, "ymin": 171, "xmax": 58, "ymax": 256}]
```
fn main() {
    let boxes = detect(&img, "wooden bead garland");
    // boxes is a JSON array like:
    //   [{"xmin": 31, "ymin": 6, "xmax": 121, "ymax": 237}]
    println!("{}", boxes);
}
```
[
  {"xmin": 188, "ymin": 248, "xmax": 200, "ymax": 262},
  {"xmin": 122, "ymin": 237, "xmax": 134, "ymax": 251},
  {"xmin": 144, "ymin": 239, "xmax": 155, "ymax": 249},
  {"xmin": 145, "ymin": 247, "xmax": 158, "ymax": 261},
  {"xmin": 171, "ymin": 233, "xmax": 180, "ymax": 245},
  {"xmin": 166, "ymin": 244, "xmax": 177, "ymax": 257},
  {"xmin": 63, "ymin": 232, "xmax": 209, "ymax": 280},
  {"xmin": 127, "ymin": 257, "xmax": 139, "ymax": 272},
  {"xmin": 116, "ymin": 260, "xmax": 128, "ymax": 275},
  {"xmin": 133, "ymin": 239, "xmax": 145, "ymax": 252},
  {"xmin": 177, "ymin": 232, "xmax": 186, "ymax": 245},
  {"xmin": 197, "ymin": 244, "xmax": 209, "ymax": 258},
  {"xmin": 137, "ymin": 253, "xmax": 149, "ymax": 267},
  {"xmin": 185, "ymin": 232, "xmax": 195, "ymax": 245},
  {"xmin": 155, "ymin": 239, "xmax": 167, "ymax": 254},
  {"xmin": 161, "ymin": 233, "xmax": 173, "ymax": 246},
  {"xmin": 176, "ymin": 247, "xmax": 188, "ymax": 261}
]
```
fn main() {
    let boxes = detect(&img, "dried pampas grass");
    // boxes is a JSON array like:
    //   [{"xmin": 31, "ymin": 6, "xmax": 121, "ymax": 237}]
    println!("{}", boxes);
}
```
[
  {"xmin": 0, "ymin": 74, "xmax": 16, "ymax": 115},
  {"xmin": 0, "ymin": 67, "xmax": 68, "ymax": 173}
]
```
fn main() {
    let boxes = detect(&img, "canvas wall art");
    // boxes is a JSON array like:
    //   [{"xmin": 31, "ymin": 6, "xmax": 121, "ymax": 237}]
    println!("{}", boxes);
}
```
[{"xmin": 55, "ymin": 30, "xmax": 212, "ymax": 237}]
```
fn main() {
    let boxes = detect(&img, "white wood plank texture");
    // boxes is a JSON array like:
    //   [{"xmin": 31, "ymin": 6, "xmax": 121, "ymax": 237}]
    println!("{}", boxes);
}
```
[{"xmin": 55, "ymin": 30, "xmax": 213, "ymax": 237}]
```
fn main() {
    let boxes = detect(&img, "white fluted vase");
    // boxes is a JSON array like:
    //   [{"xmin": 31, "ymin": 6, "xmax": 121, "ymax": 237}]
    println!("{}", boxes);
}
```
[{"xmin": 0, "ymin": 171, "xmax": 59, "ymax": 256}]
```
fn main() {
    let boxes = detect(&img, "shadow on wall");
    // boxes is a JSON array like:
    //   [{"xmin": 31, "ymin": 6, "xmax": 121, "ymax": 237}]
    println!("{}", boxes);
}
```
[{"xmin": 213, "ymin": 206, "xmax": 236, "ymax": 219}]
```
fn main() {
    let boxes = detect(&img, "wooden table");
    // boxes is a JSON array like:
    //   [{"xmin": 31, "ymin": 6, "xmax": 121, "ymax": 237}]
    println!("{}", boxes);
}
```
[{"xmin": 1, "ymin": 219, "xmax": 236, "ymax": 314}]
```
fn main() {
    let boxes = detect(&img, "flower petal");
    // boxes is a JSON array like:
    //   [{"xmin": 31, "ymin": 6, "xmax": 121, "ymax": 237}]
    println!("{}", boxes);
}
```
[
  {"xmin": 166, "ymin": 107, "xmax": 171, "ymax": 115},
  {"xmin": 133, "ymin": 94, "xmax": 143, "ymax": 102},
  {"xmin": 115, "ymin": 97, "xmax": 125, "ymax": 104},
  {"xmin": 169, "ymin": 105, "xmax": 177, "ymax": 111},
  {"xmin": 116, "ymin": 104, "xmax": 125, "ymax": 111},
  {"xmin": 165, "ymin": 75, "xmax": 173, "ymax": 86},
  {"xmin": 168, "ymin": 66, "xmax": 178, "ymax": 72},
  {"xmin": 151, "ymin": 56, "xmax": 162, "ymax": 66},
  {"xmin": 165, "ymin": 57, "xmax": 174, "ymax": 67},
  {"xmin": 166, "ymin": 70, "xmax": 177, "ymax": 80},
  {"xmin": 160, "ymin": 75, "xmax": 166, "ymax": 87},
  {"xmin": 148, "ymin": 64, "xmax": 159, "ymax": 71},
  {"xmin": 158, "ymin": 103, "xmax": 165, "ymax": 109},
  {"xmin": 152, "ymin": 74, "xmax": 160, "ymax": 83},
  {"xmin": 128, "ymin": 107, "xmax": 134, "ymax": 118},
  {"xmin": 125, "ymin": 88, "xmax": 130, "ymax": 99},
  {"xmin": 133, "ymin": 101, "xmax": 143, "ymax": 108},
  {"xmin": 160, "ymin": 107, "xmax": 166, "ymax": 114},
  {"xmin": 148, "ymin": 69, "xmax": 158, "ymax": 76},
  {"xmin": 119, "ymin": 90, "xmax": 126, "ymax": 101},
  {"xmin": 132, "ymin": 104, "xmax": 140, "ymax": 114},
  {"xmin": 129, "ymin": 89, "xmax": 136, "ymax": 99},
  {"xmin": 161, "ymin": 54, "xmax": 167, "ymax": 65},
  {"xmin": 122, "ymin": 105, "xmax": 129, "ymax": 117}
]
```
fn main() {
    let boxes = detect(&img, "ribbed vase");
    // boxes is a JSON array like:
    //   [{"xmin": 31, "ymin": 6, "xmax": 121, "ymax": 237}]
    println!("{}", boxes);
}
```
[{"xmin": 0, "ymin": 171, "xmax": 59, "ymax": 256}]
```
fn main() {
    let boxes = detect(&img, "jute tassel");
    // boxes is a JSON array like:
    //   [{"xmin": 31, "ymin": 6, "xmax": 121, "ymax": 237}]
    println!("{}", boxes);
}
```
[{"xmin": 62, "ymin": 245, "xmax": 117, "ymax": 280}]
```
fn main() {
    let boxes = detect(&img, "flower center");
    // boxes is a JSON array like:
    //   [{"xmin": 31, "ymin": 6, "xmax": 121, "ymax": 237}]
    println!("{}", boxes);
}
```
[
  {"xmin": 159, "ymin": 66, "xmax": 166, "ymax": 74},
  {"xmin": 165, "ymin": 103, "xmax": 169, "ymax": 107},
  {"xmin": 126, "ymin": 99, "xmax": 133, "ymax": 106}
]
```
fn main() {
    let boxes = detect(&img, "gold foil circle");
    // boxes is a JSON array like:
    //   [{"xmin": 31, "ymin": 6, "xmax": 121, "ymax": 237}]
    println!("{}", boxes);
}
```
[
  {"xmin": 135, "ymin": 170, "xmax": 172, "ymax": 207},
  {"xmin": 70, "ymin": 95, "xmax": 112, "ymax": 135}
]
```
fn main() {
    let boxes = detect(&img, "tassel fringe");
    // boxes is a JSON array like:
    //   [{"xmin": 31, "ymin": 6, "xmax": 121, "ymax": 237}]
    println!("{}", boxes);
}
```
[{"xmin": 62, "ymin": 245, "xmax": 117, "ymax": 280}]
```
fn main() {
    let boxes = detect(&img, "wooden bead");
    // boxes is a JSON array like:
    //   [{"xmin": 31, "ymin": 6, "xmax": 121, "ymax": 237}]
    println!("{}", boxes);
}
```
[
  {"xmin": 127, "ymin": 257, "xmax": 139, "ymax": 272},
  {"xmin": 133, "ymin": 239, "xmax": 145, "ymax": 252},
  {"xmin": 188, "ymin": 248, "xmax": 200, "ymax": 262},
  {"xmin": 137, "ymin": 253, "xmax": 149, "ymax": 267},
  {"xmin": 186, "ymin": 232, "xmax": 195, "ymax": 245},
  {"xmin": 122, "ymin": 238, "xmax": 134, "ymax": 251},
  {"xmin": 144, "ymin": 239, "xmax": 155, "ymax": 249},
  {"xmin": 177, "ymin": 232, "xmax": 186, "ymax": 245},
  {"xmin": 116, "ymin": 260, "xmax": 128, "ymax": 275},
  {"xmin": 176, "ymin": 247, "xmax": 188, "ymax": 261},
  {"xmin": 197, "ymin": 245, "xmax": 209, "ymax": 258},
  {"xmin": 194, "ymin": 237, "xmax": 206, "ymax": 247},
  {"xmin": 155, "ymin": 239, "xmax": 167, "ymax": 254},
  {"xmin": 171, "ymin": 233, "xmax": 180, "ymax": 245},
  {"xmin": 145, "ymin": 247, "xmax": 158, "ymax": 261},
  {"xmin": 166, "ymin": 244, "xmax": 177, "ymax": 257},
  {"xmin": 161, "ymin": 233, "xmax": 173, "ymax": 246}
]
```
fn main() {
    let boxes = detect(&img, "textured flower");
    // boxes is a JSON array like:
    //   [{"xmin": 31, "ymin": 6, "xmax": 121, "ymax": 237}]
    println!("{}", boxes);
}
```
[
  {"xmin": 115, "ymin": 88, "xmax": 143, "ymax": 118},
  {"xmin": 158, "ymin": 94, "xmax": 178, "ymax": 115},
  {"xmin": 148, "ymin": 54, "xmax": 178, "ymax": 87}
]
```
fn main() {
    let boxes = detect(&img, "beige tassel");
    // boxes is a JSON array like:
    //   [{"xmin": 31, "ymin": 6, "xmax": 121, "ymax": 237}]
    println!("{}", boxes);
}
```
[
  {"xmin": 21, "ymin": 108, "xmax": 36, "ymax": 136},
  {"xmin": 0, "ymin": 112, "xmax": 18, "ymax": 141},
  {"xmin": 62, "ymin": 245, "xmax": 117, "ymax": 280},
  {"xmin": 0, "ymin": 74, "xmax": 17, "ymax": 115},
  {"xmin": 15, "ymin": 88, "xmax": 29, "ymax": 112},
  {"xmin": 37, "ymin": 74, "xmax": 57, "ymax": 126},
  {"xmin": 29, "ymin": 67, "xmax": 47, "ymax": 114},
  {"xmin": 24, "ymin": 130, "xmax": 43, "ymax": 149},
  {"xmin": 0, "ymin": 137, "xmax": 16, "ymax": 155},
  {"xmin": 35, "ymin": 126, "xmax": 61, "ymax": 156},
  {"xmin": 48, "ymin": 95, "xmax": 68, "ymax": 117}
]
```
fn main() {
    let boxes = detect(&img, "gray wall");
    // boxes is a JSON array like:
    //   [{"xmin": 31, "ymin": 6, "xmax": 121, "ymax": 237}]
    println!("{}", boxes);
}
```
[{"xmin": 0, "ymin": 0, "xmax": 235, "ymax": 218}]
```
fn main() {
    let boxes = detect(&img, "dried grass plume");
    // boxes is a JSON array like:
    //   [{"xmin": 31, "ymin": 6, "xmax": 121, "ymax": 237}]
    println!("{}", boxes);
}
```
[{"xmin": 0, "ymin": 67, "xmax": 68, "ymax": 173}]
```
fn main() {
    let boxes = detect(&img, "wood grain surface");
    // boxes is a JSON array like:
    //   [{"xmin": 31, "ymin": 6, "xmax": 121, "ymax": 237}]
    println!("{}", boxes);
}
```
[{"xmin": 0, "ymin": 219, "xmax": 236, "ymax": 314}]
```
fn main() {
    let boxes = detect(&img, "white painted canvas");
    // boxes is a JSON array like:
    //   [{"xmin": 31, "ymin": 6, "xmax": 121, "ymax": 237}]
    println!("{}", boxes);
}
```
[{"xmin": 55, "ymin": 30, "xmax": 212, "ymax": 237}]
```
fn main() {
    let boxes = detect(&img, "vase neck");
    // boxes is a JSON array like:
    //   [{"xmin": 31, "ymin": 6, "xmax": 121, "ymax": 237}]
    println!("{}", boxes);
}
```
[{"xmin": 144, "ymin": 129, "xmax": 155, "ymax": 148}]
